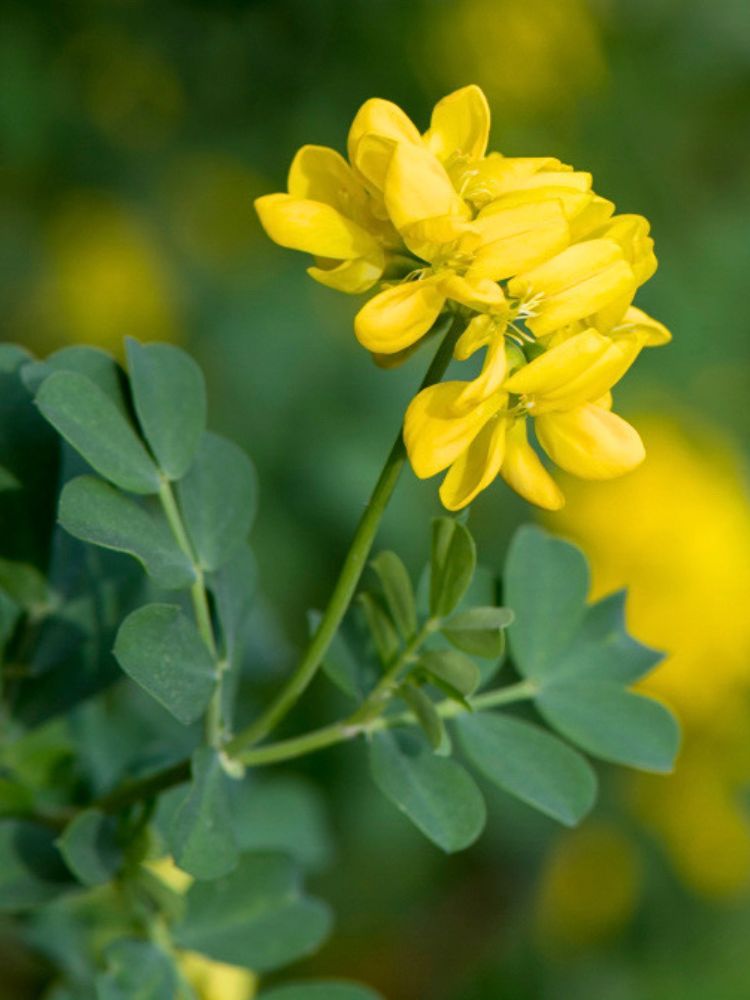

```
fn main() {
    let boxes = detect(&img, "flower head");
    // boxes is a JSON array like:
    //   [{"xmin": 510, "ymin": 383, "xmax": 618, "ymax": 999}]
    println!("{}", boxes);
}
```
[{"xmin": 256, "ymin": 85, "xmax": 671, "ymax": 510}]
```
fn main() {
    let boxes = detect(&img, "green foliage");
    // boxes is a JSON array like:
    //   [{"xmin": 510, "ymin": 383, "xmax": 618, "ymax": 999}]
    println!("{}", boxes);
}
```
[
  {"xmin": 177, "ymin": 432, "xmax": 258, "ymax": 572},
  {"xmin": 455, "ymin": 713, "xmax": 597, "ymax": 826},
  {"xmin": 125, "ymin": 338, "xmax": 206, "ymax": 481},
  {"xmin": 95, "ymin": 939, "xmax": 179, "ymax": 1000},
  {"xmin": 505, "ymin": 525, "xmax": 680, "ymax": 774},
  {"xmin": 174, "ymin": 852, "xmax": 332, "ymax": 972},
  {"xmin": 0, "ymin": 342, "xmax": 681, "ymax": 998},
  {"xmin": 59, "ymin": 476, "xmax": 195, "ymax": 590},
  {"xmin": 56, "ymin": 809, "xmax": 122, "ymax": 887},
  {"xmin": 168, "ymin": 747, "xmax": 239, "ymax": 879},
  {"xmin": 429, "ymin": 517, "xmax": 476, "ymax": 617},
  {"xmin": 368, "ymin": 730, "xmax": 486, "ymax": 852},
  {"xmin": 114, "ymin": 604, "xmax": 216, "ymax": 725},
  {"xmin": 36, "ymin": 371, "xmax": 161, "ymax": 494}
]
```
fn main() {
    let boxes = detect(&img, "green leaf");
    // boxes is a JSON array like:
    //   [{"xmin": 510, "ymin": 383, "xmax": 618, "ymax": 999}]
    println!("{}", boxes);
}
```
[
  {"xmin": 59, "ymin": 476, "xmax": 195, "ymax": 590},
  {"xmin": 21, "ymin": 346, "xmax": 126, "ymax": 409},
  {"xmin": 169, "ymin": 747, "xmax": 239, "ymax": 880},
  {"xmin": 174, "ymin": 852, "xmax": 332, "ymax": 972},
  {"xmin": 552, "ymin": 590, "xmax": 663, "ymax": 684},
  {"xmin": 442, "ymin": 606, "xmax": 513, "ymax": 658},
  {"xmin": 113, "ymin": 604, "xmax": 216, "ymax": 724},
  {"xmin": 177, "ymin": 431, "xmax": 257, "ymax": 571},
  {"xmin": 96, "ymin": 939, "xmax": 179, "ymax": 1000},
  {"xmin": 0, "ymin": 820, "xmax": 70, "ymax": 911},
  {"xmin": 231, "ymin": 776, "xmax": 333, "ymax": 871},
  {"xmin": 400, "ymin": 684, "xmax": 449, "ymax": 754},
  {"xmin": 504, "ymin": 525, "xmax": 589, "ymax": 679},
  {"xmin": 370, "ymin": 550, "xmax": 417, "ymax": 639},
  {"xmin": 368, "ymin": 730, "xmax": 485, "ymax": 852},
  {"xmin": 126, "ymin": 339, "xmax": 206, "ymax": 480},
  {"xmin": 418, "ymin": 649, "xmax": 481, "ymax": 697},
  {"xmin": 537, "ymin": 681, "xmax": 680, "ymax": 773},
  {"xmin": 36, "ymin": 371, "xmax": 160, "ymax": 494},
  {"xmin": 259, "ymin": 983, "xmax": 383, "ymax": 1000},
  {"xmin": 56, "ymin": 808, "xmax": 122, "ymax": 887},
  {"xmin": 430, "ymin": 517, "xmax": 476, "ymax": 618},
  {"xmin": 357, "ymin": 592, "xmax": 399, "ymax": 666},
  {"xmin": 455, "ymin": 712, "xmax": 597, "ymax": 826}
]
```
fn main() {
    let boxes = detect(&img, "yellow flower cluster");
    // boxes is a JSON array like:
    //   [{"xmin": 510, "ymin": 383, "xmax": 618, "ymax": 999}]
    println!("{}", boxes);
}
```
[{"xmin": 255, "ymin": 86, "xmax": 670, "ymax": 510}]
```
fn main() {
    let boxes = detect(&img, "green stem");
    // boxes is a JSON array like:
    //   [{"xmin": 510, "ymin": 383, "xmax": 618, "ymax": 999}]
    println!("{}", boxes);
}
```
[
  {"xmin": 226, "ymin": 317, "xmax": 462, "ymax": 755},
  {"xmin": 158, "ymin": 479, "xmax": 222, "ymax": 746},
  {"xmin": 235, "ymin": 679, "xmax": 537, "ymax": 767}
]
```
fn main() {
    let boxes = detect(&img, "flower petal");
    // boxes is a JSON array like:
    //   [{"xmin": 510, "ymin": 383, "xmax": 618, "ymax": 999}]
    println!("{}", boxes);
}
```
[
  {"xmin": 255, "ymin": 193, "xmax": 378, "ymax": 259},
  {"xmin": 354, "ymin": 280, "xmax": 445, "ymax": 353},
  {"xmin": 308, "ymin": 250, "xmax": 385, "ymax": 293},
  {"xmin": 454, "ymin": 313, "xmax": 496, "ymax": 360},
  {"xmin": 440, "ymin": 415, "xmax": 508, "ymax": 510},
  {"xmin": 509, "ymin": 239, "xmax": 636, "ymax": 337},
  {"xmin": 404, "ymin": 382, "xmax": 503, "ymax": 479},
  {"xmin": 424, "ymin": 85, "xmax": 491, "ymax": 163},
  {"xmin": 288, "ymin": 145, "xmax": 367, "ymax": 215},
  {"xmin": 536, "ymin": 404, "xmax": 645, "ymax": 479},
  {"xmin": 348, "ymin": 98, "xmax": 421, "ymax": 188},
  {"xmin": 500, "ymin": 418, "xmax": 565, "ymax": 510},
  {"xmin": 440, "ymin": 273, "xmax": 506, "ymax": 312},
  {"xmin": 615, "ymin": 305, "xmax": 672, "ymax": 346},
  {"xmin": 470, "ymin": 199, "xmax": 570, "ymax": 281},
  {"xmin": 455, "ymin": 337, "xmax": 508, "ymax": 407},
  {"xmin": 385, "ymin": 142, "xmax": 469, "ymax": 233},
  {"xmin": 596, "ymin": 214, "xmax": 657, "ymax": 286},
  {"xmin": 504, "ymin": 328, "xmax": 611, "ymax": 396}
]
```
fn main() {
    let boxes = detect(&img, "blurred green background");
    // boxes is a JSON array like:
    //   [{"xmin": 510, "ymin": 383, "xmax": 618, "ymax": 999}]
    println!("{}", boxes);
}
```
[{"xmin": 2, "ymin": 0, "xmax": 750, "ymax": 997}]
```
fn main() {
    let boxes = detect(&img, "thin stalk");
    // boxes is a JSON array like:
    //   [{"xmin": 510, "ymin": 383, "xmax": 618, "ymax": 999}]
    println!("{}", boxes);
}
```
[
  {"xmin": 226, "ymin": 317, "xmax": 463, "ymax": 755},
  {"xmin": 234, "ymin": 679, "xmax": 538, "ymax": 767},
  {"xmin": 158, "ymin": 479, "xmax": 222, "ymax": 746}
]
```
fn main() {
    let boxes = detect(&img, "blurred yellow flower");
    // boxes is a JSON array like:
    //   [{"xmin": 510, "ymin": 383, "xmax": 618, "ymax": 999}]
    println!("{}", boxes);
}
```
[
  {"xmin": 33, "ymin": 193, "xmax": 179, "ymax": 354},
  {"xmin": 536, "ymin": 821, "xmax": 641, "ymax": 949},
  {"xmin": 546, "ymin": 416, "xmax": 750, "ymax": 898},
  {"xmin": 424, "ymin": 0, "xmax": 605, "ymax": 119}
]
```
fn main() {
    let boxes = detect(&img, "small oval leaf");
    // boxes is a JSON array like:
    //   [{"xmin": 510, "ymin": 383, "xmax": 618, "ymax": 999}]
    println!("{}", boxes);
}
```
[
  {"xmin": 177, "ymin": 432, "xmax": 257, "ymax": 571},
  {"xmin": 36, "ymin": 371, "xmax": 160, "ymax": 494},
  {"xmin": 126, "ymin": 339, "xmax": 206, "ymax": 480},
  {"xmin": 113, "ymin": 604, "xmax": 216, "ymax": 724},
  {"xmin": 430, "ymin": 518, "xmax": 476, "ymax": 618}
]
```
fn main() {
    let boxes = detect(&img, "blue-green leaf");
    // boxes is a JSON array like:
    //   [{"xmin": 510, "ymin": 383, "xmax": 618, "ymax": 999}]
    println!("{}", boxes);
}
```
[
  {"xmin": 169, "ymin": 747, "xmax": 239, "ymax": 880},
  {"xmin": 174, "ymin": 852, "xmax": 332, "ymax": 972},
  {"xmin": 113, "ymin": 604, "xmax": 216, "ymax": 724},
  {"xmin": 455, "ymin": 712, "xmax": 597, "ymax": 826},
  {"xmin": 442, "ymin": 605, "xmax": 513, "ymax": 658},
  {"xmin": 369, "ymin": 730, "xmax": 485, "ymax": 852},
  {"xmin": 56, "ymin": 808, "xmax": 122, "ymax": 887},
  {"xmin": 504, "ymin": 526, "xmax": 589, "ymax": 679},
  {"xmin": 96, "ymin": 939, "xmax": 179, "ymax": 1000},
  {"xmin": 537, "ymin": 680, "xmax": 680, "ymax": 773},
  {"xmin": 430, "ymin": 517, "xmax": 476, "ymax": 618},
  {"xmin": 126, "ymin": 339, "xmax": 206, "ymax": 480},
  {"xmin": 370, "ymin": 550, "xmax": 417, "ymax": 639},
  {"xmin": 36, "ymin": 371, "xmax": 160, "ymax": 494},
  {"xmin": 59, "ymin": 476, "xmax": 195, "ymax": 589},
  {"xmin": 22, "ymin": 346, "xmax": 125, "ymax": 410},
  {"xmin": 178, "ymin": 432, "xmax": 257, "ymax": 571}
]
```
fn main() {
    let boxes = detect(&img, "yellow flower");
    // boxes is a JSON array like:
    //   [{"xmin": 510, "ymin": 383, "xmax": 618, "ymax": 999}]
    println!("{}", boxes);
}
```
[
  {"xmin": 255, "ymin": 145, "xmax": 388, "ymax": 294},
  {"xmin": 256, "ymin": 84, "xmax": 671, "ymax": 511}
]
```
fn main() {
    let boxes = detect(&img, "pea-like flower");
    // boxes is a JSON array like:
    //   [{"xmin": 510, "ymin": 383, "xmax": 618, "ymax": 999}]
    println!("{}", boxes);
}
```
[{"xmin": 255, "ymin": 85, "xmax": 671, "ymax": 510}]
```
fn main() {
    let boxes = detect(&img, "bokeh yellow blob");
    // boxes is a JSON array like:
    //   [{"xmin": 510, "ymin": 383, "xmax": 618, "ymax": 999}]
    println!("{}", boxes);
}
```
[
  {"xmin": 536, "ymin": 821, "xmax": 641, "ymax": 949},
  {"xmin": 33, "ymin": 192, "xmax": 179, "ymax": 354},
  {"xmin": 424, "ymin": 0, "xmax": 606, "ymax": 120},
  {"xmin": 164, "ymin": 153, "xmax": 267, "ymax": 269}
]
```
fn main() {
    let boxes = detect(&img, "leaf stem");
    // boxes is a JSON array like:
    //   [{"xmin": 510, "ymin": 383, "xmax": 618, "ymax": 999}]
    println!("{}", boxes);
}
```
[
  {"xmin": 158, "ymin": 478, "xmax": 222, "ymax": 746},
  {"xmin": 226, "ymin": 316, "xmax": 463, "ymax": 755}
]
